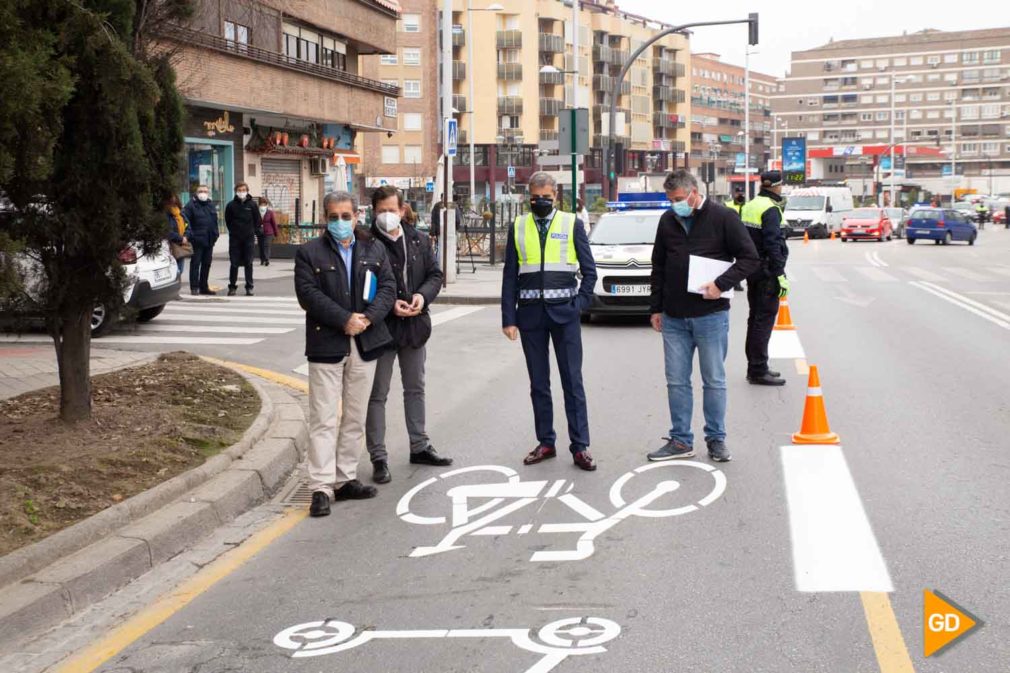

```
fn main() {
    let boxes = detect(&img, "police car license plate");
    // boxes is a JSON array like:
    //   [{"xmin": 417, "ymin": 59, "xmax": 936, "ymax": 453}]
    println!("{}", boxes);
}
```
[
  {"xmin": 611, "ymin": 284, "xmax": 649, "ymax": 296},
  {"xmin": 154, "ymin": 267, "xmax": 173, "ymax": 282}
]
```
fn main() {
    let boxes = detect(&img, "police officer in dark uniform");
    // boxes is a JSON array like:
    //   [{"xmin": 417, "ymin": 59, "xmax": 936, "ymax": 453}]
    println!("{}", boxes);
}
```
[{"xmin": 740, "ymin": 171, "xmax": 789, "ymax": 386}]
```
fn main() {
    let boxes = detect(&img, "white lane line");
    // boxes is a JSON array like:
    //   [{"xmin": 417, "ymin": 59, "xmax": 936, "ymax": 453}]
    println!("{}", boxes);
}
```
[
  {"xmin": 0, "ymin": 335, "xmax": 262, "ymax": 345},
  {"xmin": 293, "ymin": 363, "xmax": 309, "ymax": 376},
  {"xmin": 864, "ymin": 252, "xmax": 879, "ymax": 268},
  {"xmin": 768, "ymin": 330, "xmax": 805, "ymax": 359},
  {"xmin": 165, "ymin": 305, "xmax": 304, "ymax": 316},
  {"xmin": 874, "ymin": 251, "xmax": 889, "ymax": 268},
  {"xmin": 940, "ymin": 266, "xmax": 990, "ymax": 282},
  {"xmin": 154, "ymin": 314, "xmax": 304, "ymax": 325},
  {"xmin": 903, "ymin": 266, "xmax": 946, "ymax": 282},
  {"xmin": 909, "ymin": 281, "xmax": 1010, "ymax": 330},
  {"xmin": 780, "ymin": 445, "xmax": 893, "ymax": 593},
  {"xmin": 810, "ymin": 266, "xmax": 847, "ymax": 282},
  {"xmin": 864, "ymin": 251, "xmax": 888, "ymax": 268},
  {"xmin": 135, "ymin": 324, "xmax": 294, "ymax": 334},
  {"xmin": 431, "ymin": 306, "xmax": 484, "ymax": 326},
  {"xmin": 854, "ymin": 267, "xmax": 898, "ymax": 282}
]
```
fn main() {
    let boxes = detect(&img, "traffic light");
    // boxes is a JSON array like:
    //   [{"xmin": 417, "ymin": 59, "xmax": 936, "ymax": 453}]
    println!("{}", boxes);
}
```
[
  {"xmin": 615, "ymin": 143, "xmax": 625, "ymax": 174},
  {"xmin": 748, "ymin": 13, "xmax": 759, "ymax": 46}
]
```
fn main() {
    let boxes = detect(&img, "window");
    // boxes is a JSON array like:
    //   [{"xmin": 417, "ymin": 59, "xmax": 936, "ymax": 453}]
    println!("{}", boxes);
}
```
[
  {"xmin": 895, "ymin": 110, "xmax": 906, "ymax": 120},
  {"xmin": 403, "ymin": 113, "xmax": 423, "ymax": 131},
  {"xmin": 381, "ymin": 145, "xmax": 400, "ymax": 163},
  {"xmin": 403, "ymin": 48, "xmax": 421, "ymax": 66},
  {"xmin": 963, "ymin": 69, "xmax": 981, "ymax": 81},
  {"xmin": 927, "ymin": 73, "xmax": 941, "ymax": 82},
  {"xmin": 875, "ymin": 129, "xmax": 888, "ymax": 139},
  {"xmin": 401, "ymin": 13, "xmax": 421, "ymax": 32},
  {"xmin": 876, "ymin": 58, "xmax": 889, "ymax": 68},
  {"xmin": 224, "ymin": 20, "xmax": 249, "ymax": 49},
  {"xmin": 983, "ymin": 87, "xmax": 1000, "ymax": 99},
  {"xmin": 962, "ymin": 105, "xmax": 980, "ymax": 120},
  {"xmin": 983, "ymin": 68, "xmax": 1001, "ymax": 81},
  {"xmin": 982, "ymin": 141, "xmax": 999, "ymax": 154},
  {"xmin": 321, "ymin": 37, "xmax": 347, "ymax": 70},
  {"xmin": 944, "ymin": 90, "xmax": 958, "ymax": 101},
  {"xmin": 860, "ymin": 112, "xmax": 873, "ymax": 121},
  {"xmin": 945, "ymin": 73, "xmax": 959, "ymax": 82},
  {"xmin": 860, "ymin": 94, "xmax": 873, "ymax": 104},
  {"xmin": 963, "ymin": 51, "xmax": 980, "ymax": 64},
  {"xmin": 876, "ymin": 76, "xmax": 888, "ymax": 85},
  {"xmin": 860, "ymin": 59, "xmax": 874, "ymax": 69},
  {"xmin": 894, "ymin": 93, "xmax": 907, "ymax": 103},
  {"xmin": 910, "ymin": 109, "xmax": 923, "ymax": 119},
  {"xmin": 961, "ymin": 142, "xmax": 978, "ymax": 154},
  {"xmin": 382, "ymin": 79, "xmax": 398, "ymax": 88},
  {"xmin": 927, "ymin": 110, "xmax": 940, "ymax": 119},
  {"xmin": 943, "ymin": 53, "xmax": 958, "ymax": 64},
  {"xmin": 893, "ymin": 56, "xmax": 907, "ymax": 67},
  {"xmin": 403, "ymin": 145, "xmax": 423, "ymax": 164},
  {"xmin": 927, "ymin": 92, "xmax": 941, "ymax": 101},
  {"xmin": 927, "ymin": 55, "xmax": 941, "ymax": 65},
  {"xmin": 910, "ymin": 92, "xmax": 923, "ymax": 102},
  {"xmin": 982, "ymin": 104, "xmax": 1000, "ymax": 118},
  {"xmin": 876, "ymin": 94, "xmax": 889, "ymax": 104},
  {"xmin": 876, "ymin": 111, "xmax": 889, "ymax": 121},
  {"xmin": 983, "ymin": 49, "xmax": 1001, "ymax": 64},
  {"xmin": 403, "ymin": 80, "xmax": 421, "ymax": 98},
  {"xmin": 380, "ymin": 54, "xmax": 398, "ymax": 65}
]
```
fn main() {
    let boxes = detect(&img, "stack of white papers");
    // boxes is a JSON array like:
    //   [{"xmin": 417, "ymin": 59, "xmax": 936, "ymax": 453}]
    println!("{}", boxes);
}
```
[{"xmin": 687, "ymin": 255, "xmax": 735, "ymax": 298}]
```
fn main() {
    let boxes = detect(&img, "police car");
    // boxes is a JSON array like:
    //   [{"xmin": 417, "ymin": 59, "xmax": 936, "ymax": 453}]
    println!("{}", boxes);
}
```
[{"xmin": 583, "ymin": 193, "xmax": 667, "ymax": 319}]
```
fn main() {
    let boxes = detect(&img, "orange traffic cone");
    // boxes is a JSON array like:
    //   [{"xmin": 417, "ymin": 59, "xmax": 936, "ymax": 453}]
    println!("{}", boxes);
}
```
[
  {"xmin": 803, "ymin": 231, "xmax": 810, "ymax": 244},
  {"xmin": 829, "ymin": 231, "xmax": 836, "ymax": 241},
  {"xmin": 773, "ymin": 298, "xmax": 796, "ymax": 331},
  {"xmin": 792, "ymin": 366, "xmax": 840, "ymax": 444}
]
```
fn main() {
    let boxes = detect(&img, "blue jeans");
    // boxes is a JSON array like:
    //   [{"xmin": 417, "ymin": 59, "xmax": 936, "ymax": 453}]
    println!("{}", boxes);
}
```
[{"xmin": 662, "ymin": 311, "xmax": 729, "ymax": 446}]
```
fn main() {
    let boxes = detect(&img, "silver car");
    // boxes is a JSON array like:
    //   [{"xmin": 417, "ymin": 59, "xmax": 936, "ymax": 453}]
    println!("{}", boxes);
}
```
[{"xmin": 584, "ymin": 209, "xmax": 663, "ymax": 319}]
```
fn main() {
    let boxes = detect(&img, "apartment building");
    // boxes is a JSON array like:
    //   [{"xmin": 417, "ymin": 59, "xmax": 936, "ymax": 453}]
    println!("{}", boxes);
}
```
[
  {"xmin": 359, "ymin": 0, "xmax": 439, "ymax": 212},
  {"xmin": 774, "ymin": 27, "xmax": 1010, "ymax": 201},
  {"xmin": 164, "ymin": 0, "xmax": 401, "ymax": 228},
  {"xmin": 436, "ymin": 0, "xmax": 690, "ymax": 205},
  {"xmin": 690, "ymin": 53, "xmax": 776, "ymax": 198}
]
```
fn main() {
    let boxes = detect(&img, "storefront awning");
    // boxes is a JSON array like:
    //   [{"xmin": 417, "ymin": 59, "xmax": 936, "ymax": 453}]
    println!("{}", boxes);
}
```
[{"xmin": 331, "ymin": 149, "xmax": 361, "ymax": 165}]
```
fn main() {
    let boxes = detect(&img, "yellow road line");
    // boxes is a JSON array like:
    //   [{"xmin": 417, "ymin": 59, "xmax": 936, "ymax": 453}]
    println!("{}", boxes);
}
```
[
  {"xmin": 861, "ymin": 591, "xmax": 917, "ymax": 673},
  {"xmin": 53, "ymin": 507, "xmax": 307, "ymax": 673},
  {"xmin": 201, "ymin": 356, "xmax": 308, "ymax": 393},
  {"xmin": 794, "ymin": 358, "xmax": 810, "ymax": 376}
]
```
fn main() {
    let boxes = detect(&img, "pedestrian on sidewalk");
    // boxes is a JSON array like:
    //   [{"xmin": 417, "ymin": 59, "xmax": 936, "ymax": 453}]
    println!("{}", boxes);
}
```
[
  {"xmin": 741, "ymin": 170, "xmax": 790, "ymax": 387},
  {"xmin": 576, "ymin": 198, "xmax": 591, "ymax": 235},
  {"xmin": 365, "ymin": 186, "xmax": 450, "ymax": 485},
  {"xmin": 224, "ymin": 182, "xmax": 260, "ymax": 296},
  {"xmin": 647, "ymin": 169, "xmax": 759, "ymax": 464},
  {"xmin": 257, "ymin": 197, "xmax": 277, "ymax": 266},
  {"xmin": 181, "ymin": 185, "xmax": 219, "ymax": 295},
  {"xmin": 501, "ymin": 172, "xmax": 598, "ymax": 471},
  {"xmin": 164, "ymin": 194, "xmax": 190, "ymax": 276},
  {"xmin": 295, "ymin": 191, "xmax": 397, "ymax": 518}
]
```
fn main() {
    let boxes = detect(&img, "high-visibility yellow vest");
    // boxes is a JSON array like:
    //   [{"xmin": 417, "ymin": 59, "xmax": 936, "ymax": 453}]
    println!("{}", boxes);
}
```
[
  {"xmin": 741, "ymin": 195, "xmax": 781, "ymax": 229},
  {"xmin": 514, "ymin": 211, "xmax": 578, "ymax": 300},
  {"xmin": 725, "ymin": 200, "xmax": 743, "ymax": 214}
]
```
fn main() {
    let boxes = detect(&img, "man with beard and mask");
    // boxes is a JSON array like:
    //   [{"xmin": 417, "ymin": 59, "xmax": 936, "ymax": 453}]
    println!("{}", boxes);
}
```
[
  {"xmin": 741, "ymin": 170, "xmax": 790, "ymax": 387},
  {"xmin": 647, "ymin": 170, "xmax": 759, "ymax": 464},
  {"xmin": 294, "ymin": 191, "xmax": 396, "ymax": 518},
  {"xmin": 501, "ymin": 172, "xmax": 598, "ymax": 471},
  {"xmin": 725, "ymin": 186, "xmax": 746, "ymax": 215},
  {"xmin": 224, "ymin": 181, "xmax": 261, "ymax": 296},
  {"xmin": 365, "ymin": 185, "xmax": 450, "ymax": 485}
]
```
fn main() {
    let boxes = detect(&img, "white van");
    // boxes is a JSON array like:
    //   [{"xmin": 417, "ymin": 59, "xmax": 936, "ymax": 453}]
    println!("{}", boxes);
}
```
[{"xmin": 782, "ymin": 187, "xmax": 854, "ymax": 239}]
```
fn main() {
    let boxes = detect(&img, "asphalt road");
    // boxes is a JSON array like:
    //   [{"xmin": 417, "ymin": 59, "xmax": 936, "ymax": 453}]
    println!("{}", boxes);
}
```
[{"xmin": 27, "ymin": 229, "xmax": 1010, "ymax": 672}]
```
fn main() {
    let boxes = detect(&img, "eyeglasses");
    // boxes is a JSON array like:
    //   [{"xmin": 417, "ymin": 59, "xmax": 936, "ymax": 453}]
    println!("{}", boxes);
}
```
[{"xmin": 328, "ymin": 213, "xmax": 355, "ymax": 221}]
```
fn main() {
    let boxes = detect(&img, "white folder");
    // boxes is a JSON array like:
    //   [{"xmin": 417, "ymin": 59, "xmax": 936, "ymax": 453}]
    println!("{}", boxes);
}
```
[{"xmin": 687, "ymin": 255, "xmax": 735, "ymax": 298}]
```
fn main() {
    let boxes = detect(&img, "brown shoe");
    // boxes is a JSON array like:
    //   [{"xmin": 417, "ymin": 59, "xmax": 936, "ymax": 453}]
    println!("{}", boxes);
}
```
[
  {"xmin": 523, "ymin": 444, "xmax": 557, "ymax": 465},
  {"xmin": 573, "ymin": 450, "xmax": 597, "ymax": 471}
]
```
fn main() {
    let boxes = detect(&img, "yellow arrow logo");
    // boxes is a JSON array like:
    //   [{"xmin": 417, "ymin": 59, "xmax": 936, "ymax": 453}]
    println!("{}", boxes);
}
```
[{"xmin": 924, "ymin": 589, "xmax": 981, "ymax": 657}]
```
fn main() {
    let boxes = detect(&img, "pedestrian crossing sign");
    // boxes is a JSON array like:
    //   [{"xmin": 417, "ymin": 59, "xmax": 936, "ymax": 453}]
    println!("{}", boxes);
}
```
[{"xmin": 446, "ymin": 119, "xmax": 458, "ymax": 157}]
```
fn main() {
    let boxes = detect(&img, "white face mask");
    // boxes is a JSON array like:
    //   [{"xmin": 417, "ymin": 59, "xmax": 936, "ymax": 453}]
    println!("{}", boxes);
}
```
[
  {"xmin": 259, "ymin": 206, "xmax": 267, "ymax": 216},
  {"xmin": 236, "ymin": 190, "xmax": 248, "ymax": 200},
  {"xmin": 377, "ymin": 211, "xmax": 401, "ymax": 233},
  {"xmin": 196, "ymin": 193, "xmax": 209, "ymax": 202}
]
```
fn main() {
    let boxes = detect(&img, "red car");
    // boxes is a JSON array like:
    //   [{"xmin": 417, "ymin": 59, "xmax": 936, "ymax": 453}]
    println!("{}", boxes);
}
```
[
  {"xmin": 841, "ymin": 208, "xmax": 894, "ymax": 242},
  {"xmin": 994, "ymin": 209, "xmax": 1006, "ymax": 226}
]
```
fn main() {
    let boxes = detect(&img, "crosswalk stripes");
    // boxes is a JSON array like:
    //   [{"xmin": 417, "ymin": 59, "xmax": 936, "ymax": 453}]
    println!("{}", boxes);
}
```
[{"xmin": 117, "ymin": 296, "xmax": 302, "ymax": 346}]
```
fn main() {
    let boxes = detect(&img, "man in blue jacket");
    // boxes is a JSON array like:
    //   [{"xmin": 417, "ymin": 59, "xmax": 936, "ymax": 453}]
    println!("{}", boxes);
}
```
[
  {"xmin": 502, "ymin": 172, "xmax": 598, "ymax": 471},
  {"xmin": 181, "ymin": 185, "xmax": 220, "ymax": 295}
]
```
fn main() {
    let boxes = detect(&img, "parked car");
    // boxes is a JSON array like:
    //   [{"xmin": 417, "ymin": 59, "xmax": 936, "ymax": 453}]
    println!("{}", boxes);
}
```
[
  {"xmin": 994, "ymin": 209, "xmax": 1007, "ymax": 226},
  {"xmin": 885, "ymin": 207, "xmax": 909, "ymax": 238},
  {"xmin": 905, "ymin": 208, "xmax": 978, "ymax": 246},
  {"xmin": 840, "ymin": 208, "xmax": 894, "ymax": 242},
  {"xmin": 584, "ymin": 207, "xmax": 664, "ymax": 319}
]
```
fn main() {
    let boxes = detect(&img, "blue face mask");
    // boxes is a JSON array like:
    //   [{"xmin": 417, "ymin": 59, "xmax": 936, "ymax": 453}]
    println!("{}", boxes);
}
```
[
  {"xmin": 672, "ymin": 199, "xmax": 694, "ymax": 217},
  {"xmin": 328, "ymin": 218, "xmax": 354, "ymax": 241}
]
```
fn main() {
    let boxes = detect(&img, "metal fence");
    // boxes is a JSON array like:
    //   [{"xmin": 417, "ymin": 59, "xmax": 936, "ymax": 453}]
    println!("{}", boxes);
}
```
[{"xmin": 456, "ymin": 201, "xmax": 527, "ymax": 265}]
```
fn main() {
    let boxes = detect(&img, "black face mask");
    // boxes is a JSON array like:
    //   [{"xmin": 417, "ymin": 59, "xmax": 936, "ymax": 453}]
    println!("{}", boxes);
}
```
[
  {"xmin": 735, "ymin": 195, "xmax": 746, "ymax": 204},
  {"xmin": 530, "ymin": 196, "xmax": 554, "ymax": 218}
]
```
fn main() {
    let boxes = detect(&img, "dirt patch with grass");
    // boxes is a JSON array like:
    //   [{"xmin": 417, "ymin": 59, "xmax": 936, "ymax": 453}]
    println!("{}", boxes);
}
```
[{"xmin": 0, "ymin": 352, "xmax": 260, "ymax": 556}]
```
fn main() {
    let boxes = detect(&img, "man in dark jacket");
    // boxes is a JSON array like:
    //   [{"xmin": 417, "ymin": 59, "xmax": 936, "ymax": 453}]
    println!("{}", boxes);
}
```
[
  {"xmin": 181, "ymin": 184, "xmax": 220, "ymax": 295},
  {"xmin": 295, "ymin": 191, "xmax": 396, "ymax": 518},
  {"xmin": 224, "ymin": 181, "xmax": 261, "ymax": 296},
  {"xmin": 741, "ymin": 170, "xmax": 790, "ymax": 387},
  {"xmin": 647, "ymin": 169, "xmax": 760, "ymax": 464},
  {"xmin": 365, "ymin": 186, "xmax": 450, "ymax": 484},
  {"xmin": 502, "ymin": 172, "xmax": 598, "ymax": 471}
]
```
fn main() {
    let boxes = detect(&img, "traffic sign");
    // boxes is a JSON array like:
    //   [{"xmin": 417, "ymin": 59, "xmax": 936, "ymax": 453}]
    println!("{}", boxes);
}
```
[
  {"xmin": 924, "ymin": 590, "xmax": 981, "ymax": 657},
  {"xmin": 445, "ymin": 118, "xmax": 458, "ymax": 157},
  {"xmin": 425, "ymin": 180, "xmax": 435, "ymax": 193},
  {"xmin": 507, "ymin": 165, "xmax": 516, "ymax": 179}
]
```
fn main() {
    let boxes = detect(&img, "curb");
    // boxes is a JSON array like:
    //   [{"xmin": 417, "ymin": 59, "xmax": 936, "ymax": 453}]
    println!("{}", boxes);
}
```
[{"xmin": 0, "ymin": 365, "xmax": 308, "ymax": 650}]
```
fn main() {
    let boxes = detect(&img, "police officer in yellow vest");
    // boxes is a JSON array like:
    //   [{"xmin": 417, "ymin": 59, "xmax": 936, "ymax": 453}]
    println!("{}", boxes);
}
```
[
  {"xmin": 741, "ymin": 170, "xmax": 789, "ymax": 386},
  {"xmin": 502, "ymin": 172, "xmax": 598, "ymax": 471},
  {"xmin": 725, "ymin": 187, "xmax": 746, "ymax": 214}
]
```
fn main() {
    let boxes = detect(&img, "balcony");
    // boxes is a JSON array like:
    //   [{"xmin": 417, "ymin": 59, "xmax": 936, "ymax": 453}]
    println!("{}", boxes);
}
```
[
  {"xmin": 452, "ymin": 60, "xmax": 466, "ymax": 80},
  {"xmin": 453, "ymin": 94, "xmax": 467, "ymax": 113},
  {"xmin": 592, "ymin": 133, "xmax": 631, "ymax": 147},
  {"xmin": 539, "ymin": 69, "xmax": 565, "ymax": 85},
  {"xmin": 652, "ymin": 58, "xmax": 685, "ymax": 78},
  {"xmin": 539, "ymin": 129, "xmax": 559, "ymax": 141},
  {"xmin": 500, "ymin": 127, "xmax": 524, "ymax": 142},
  {"xmin": 497, "ymin": 62, "xmax": 523, "ymax": 80},
  {"xmin": 540, "ymin": 97, "xmax": 563, "ymax": 116},
  {"xmin": 452, "ymin": 29, "xmax": 465, "ymax": 48},
  {"xmin": 496, "ymin": 30, "xmax": 522, "ymax": 49},
  {"xmin": 610, "ymin": 49, "xmax": 629, "ymax": 66},
  {"xmin": 593, "ymin": 43, "xmax": 614, "ymax": 63},
  {"xmin": 593, "ymin": 74, "xmax": 613, "ymax": 91},
  {"xmin": 498, "ymin": 96, "xmax": 523, "ymax": 115},
  {"xmin": 539, "ymin": 33, "xmax": 564, "ymax": 54},
  {"xmin": 653, "ymin": 112, "xmax": 685, "ymax": 129},
  {"xmin": 653, "ymin": 86, "xmax": 686, "ymax": 104}
]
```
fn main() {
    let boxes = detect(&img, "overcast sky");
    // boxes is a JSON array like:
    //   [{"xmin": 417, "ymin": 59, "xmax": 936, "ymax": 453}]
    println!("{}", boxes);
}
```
[{"xmin": 615, "ymin": 0, "xmax": 1001, "ymax": 78}]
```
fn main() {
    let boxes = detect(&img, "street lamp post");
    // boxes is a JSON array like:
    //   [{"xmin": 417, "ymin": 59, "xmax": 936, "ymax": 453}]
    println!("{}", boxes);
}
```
[
  {"xmin": 888, "ymin": 74, "xmax": 908, "ymax": 207},
  {"xmin": 540, "ymin": 65, "xmax": 580, "ymax": 211},
  {"xmin": 465, "ymin": 3, "xmax": 504, "ymax": 211}
]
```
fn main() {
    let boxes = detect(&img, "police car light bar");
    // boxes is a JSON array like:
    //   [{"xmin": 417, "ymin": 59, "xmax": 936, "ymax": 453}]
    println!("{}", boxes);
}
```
[{"xmin": 606, "ymin": 200, "xmax": 672, "ymax": 210}]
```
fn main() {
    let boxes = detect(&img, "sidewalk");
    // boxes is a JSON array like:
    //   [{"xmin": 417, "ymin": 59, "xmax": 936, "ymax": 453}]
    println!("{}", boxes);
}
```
[{"xmin": 0, "ymin": 346, "xmax": 156, "ymax": 401}]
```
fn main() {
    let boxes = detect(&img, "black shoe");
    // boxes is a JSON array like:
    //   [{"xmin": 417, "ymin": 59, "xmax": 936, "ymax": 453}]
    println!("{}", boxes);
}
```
[
  {"xmin": 768, "ymin": 370, "xmax": 781, "ymax": 378},
  {"xmin": 309, "ymin": 491, "xmax": 331, "ymax": 517},
  {"xmin": 190, "ymin": 288, "xmax": 200, "ymax": 296},
  {"xmin": 245, "ymin": 289, "xmax": 254, "ymax": 296},
  {"xmin": 265, "ymin": 260, "xmax": 270, "ymax": 266},
  {"xmin": 747, "ymin": 373, "xmax": 786, "ymax": 386},
  {"xmin": 410, "ymin": 447, "xmax": 453, "ymax": 466},
  {"xmin": 333, "ymin": 479, "xmax": 378, "ymax": 500},
  {"xmin": 372, "ymin": 460, "xmax": 391, "ymax": 484},
  {"xmin": 707, "ymin": 439, "xmax": 732, "ymax": 462},
  {"xmin": 227, "ymin": 287, "xmax": 237, "ymax": 296},
  {"xmin": 199, "ymin": 289, "xmax": 217, "ymax": 296}
]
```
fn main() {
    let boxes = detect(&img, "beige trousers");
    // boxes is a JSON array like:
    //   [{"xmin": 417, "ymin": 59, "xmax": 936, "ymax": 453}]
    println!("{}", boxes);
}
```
[{"xmin": 306, "ymin": 340, "xmax": 377, "ymax": 498}]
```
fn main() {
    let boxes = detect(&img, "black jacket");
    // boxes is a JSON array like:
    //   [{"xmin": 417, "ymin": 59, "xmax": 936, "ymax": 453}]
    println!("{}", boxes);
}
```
[
  {"xmin": 370, "ymin": 222, "xmax": 443, "ymax": 349},
  {"xmin": 225, "ymin": 195, "xmax": 262, "ymax": 241},
  {"xmin": 181, "ymin": 199, "xmax": 219, "ymax": 248},
  {"xmin": 649, "ymin": 199, "xmax": 760, "ymax": 319},
  {"xmin": 747, "ymin": 189, "xmax": 789, "ymax": 279},
  {"xmin": 294, "ymin": 230, "xmax": 397, "ymax": 363}
]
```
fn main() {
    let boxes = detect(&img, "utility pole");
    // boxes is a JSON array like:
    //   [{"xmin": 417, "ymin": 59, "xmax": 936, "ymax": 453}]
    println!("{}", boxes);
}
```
[
  {"xmin": 570, "ymin": 0, "xmax": 579, "ymax": 211},
  {"xmin": 441, "ymin": 0, "xmax": 456, "ymax": 283},
  {"xmin": 744, "ymin": 45, "xmax": 751, "ymax": 197}
]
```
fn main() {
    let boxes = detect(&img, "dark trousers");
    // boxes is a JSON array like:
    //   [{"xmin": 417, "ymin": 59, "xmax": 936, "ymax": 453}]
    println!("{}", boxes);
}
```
[
  {"xmin": 518, "ymin": 309, "xmax": 590, "ymax": 452},
  {"xmin": 189, "ymin": 243, "xmax": 213, "ymax": 292},
  {"xmin": 745, "ymin": 274, "xmax": 780, "ymax": 377},
  {"xmin": 258, "ymin": 234, "xmax": 274, "ymax": 263},
  {"xmin": 229, "ymin": 238, "xmax": 255, "ymax": 290}
]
